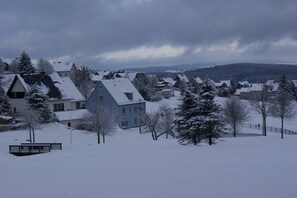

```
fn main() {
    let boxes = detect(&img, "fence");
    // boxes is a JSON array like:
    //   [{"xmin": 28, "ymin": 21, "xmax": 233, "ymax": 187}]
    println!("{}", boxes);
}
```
[{"xmin": 241, "ymin": 122, "xmax": 297, "ymax": 135}]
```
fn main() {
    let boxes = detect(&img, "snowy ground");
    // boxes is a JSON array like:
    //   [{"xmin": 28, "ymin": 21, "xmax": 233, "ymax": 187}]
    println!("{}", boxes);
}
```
[{"xmin": 1, "ymin": 93, "xmax": 297, "ymax": 198}]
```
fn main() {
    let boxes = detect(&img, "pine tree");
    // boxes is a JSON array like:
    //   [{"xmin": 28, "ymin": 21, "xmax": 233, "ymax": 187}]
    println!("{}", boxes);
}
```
[
  {"xmin": 197, "ymin": 79, "xmax": 226, "ymax": 145},
  {"xmin": 175, "ymin": 90, "xmax": 202, "ymax": 145},
  {"xmin": 0, "ymin": 95, "xmax": 13, "ymax": 116},
  {"xmin": 278, "ymin": 75, "xmax": 291, "ymax": 94},
  {"xmin": 18, "ymin": 51, "xmax": 35, "ymax": 74},
  {"xmin": 25, "ymin": 84, "xmax": 52, "ymax": 122}
]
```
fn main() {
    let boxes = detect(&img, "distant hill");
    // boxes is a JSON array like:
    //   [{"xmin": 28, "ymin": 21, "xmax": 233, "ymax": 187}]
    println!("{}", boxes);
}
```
[
  {"xmin": 186, "ymin": 63, "xmax": 297, "ymax": 82},
  {"xmin": 125, "ymin": 63, "xmax": 211, "ymax": 73},
  {"xmin": 149, "ymin": 63, "xmax": 297, "ymax": 82}
]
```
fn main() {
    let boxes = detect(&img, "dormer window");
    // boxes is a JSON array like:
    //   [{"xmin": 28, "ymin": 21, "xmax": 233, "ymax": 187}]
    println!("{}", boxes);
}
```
[{"xmin": 124, "ymin": 92, "xmax": 133, "ymax": 100}]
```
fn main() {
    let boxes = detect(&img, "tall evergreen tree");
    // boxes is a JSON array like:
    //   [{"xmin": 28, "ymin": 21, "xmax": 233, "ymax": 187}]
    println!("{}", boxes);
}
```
[
  {"xmin": 175, "ymin": 90, "xmax": 202, "ymax": 145},
  {"xmin": 18, "ymin": 51, "xmax": 35, "ymax": 74},
  {"xmin": 25, "ymin": 84, "xmax": 52, "ymax": 123},
  {"xmin": 196, "ymin": 79, "xmax": 226, "ymax": 145},
  {"xmin": 278, "ymin": 75, "xmax": 291, "ymax": 94},
  {"xmin": 0, "ymin": 95, "xmax": 13, "ymax": 116}
]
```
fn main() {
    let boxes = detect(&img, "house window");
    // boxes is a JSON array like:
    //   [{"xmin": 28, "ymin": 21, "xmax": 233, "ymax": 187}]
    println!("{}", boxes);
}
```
[
  {"xmin": 99, "ymin": 96, "xmax": 104, "ymax": 102},
  {"xmin": 8, "ymin": 92, "xmax": 25, "ymax": 98},
  {"xmin": 124, "ymin": 92, "xmax": 133, "ymax": 100},
  {"xmin": 122, "ymin": 108, "xmax": 126, "ymax": 116},
  {"xmin": 129, "ymin": 107, "xmax": 131, "ymax": 112},
  {"xmin": 53, "ymin": 103, "xmax": 64, "ymax": 112},
  {"xmin": 134, "ymin": 107, "xmax": 137, "ymax": 114},
  {"xmin": 76, "ymin": 102, "xmax": 81, "ymax": 109},
  {"xmin": 134, "ymin": 118, "xmax": 137, "ymax": 124},
  {"xmin": 121, "ymin": 121, "xmax": 128, "ymax": 128}
]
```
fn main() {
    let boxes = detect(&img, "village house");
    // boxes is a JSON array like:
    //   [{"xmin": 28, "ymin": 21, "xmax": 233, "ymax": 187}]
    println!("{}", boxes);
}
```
[
  {"xmin": 5, "ymin": 72, "xmax": 86, "ymax": 128},
  {"xmin": 174, "ymin": 73, "xmax": 189, "ymax": 88},
  {"xmin": 86, "ymin": 78, "xmax": 146, "ymax": 129},
  {"xmin": 156, "ymin": 78, "xmax": 175, "ymax": 98},
  {"xmin": 52, "ymin": 61, "xmax": 77, "ymax": 82},
  {"xmin": 234, "ymin": 83, "xmax": 264, "ymax": 100}
]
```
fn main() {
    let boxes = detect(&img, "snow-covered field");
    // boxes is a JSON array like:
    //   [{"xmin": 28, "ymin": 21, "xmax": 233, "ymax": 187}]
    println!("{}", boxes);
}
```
[{"xmin": 1, "ymin": 94, "xmax": 297, "ymax": 198}]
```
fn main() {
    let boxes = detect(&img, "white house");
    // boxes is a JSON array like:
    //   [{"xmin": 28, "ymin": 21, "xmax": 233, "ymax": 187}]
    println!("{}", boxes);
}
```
[
  {"xmin": 6, "ymin": 73, "xmax": 86, "ymax": 127},
  {"xmin": 52, "ymin": 61, "xmax": 77, "ymax": 82}
]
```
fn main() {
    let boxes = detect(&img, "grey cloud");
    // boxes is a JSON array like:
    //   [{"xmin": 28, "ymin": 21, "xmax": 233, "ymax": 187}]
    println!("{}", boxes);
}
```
[{"xmin": 0, "ymin": 0, "xmax": 297, "ymax": 69}]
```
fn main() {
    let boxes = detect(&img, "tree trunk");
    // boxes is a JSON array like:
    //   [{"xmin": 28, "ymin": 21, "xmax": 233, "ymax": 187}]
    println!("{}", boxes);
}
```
[
  {"xmin": 208, "ymin": 136, "xmax": 212, "ymax": 145},
  {"xmin": 166, "ymin": 132, "xmax": 168, "ymax": 139},
  {"xmin": 262, "ymin": 116, "xmax": 267, "ymax": 136},
  {"xmin": 192, "ymin": 135, "xmax": 197, "ymax": 145},
  {"xmin": 281, "ymin": 117, "xmax": 284, "ymax": 139},
  {"xmin": 29, "ymin": 127, "xmax": 32, "ymax": 143},
  {"xmin": 32, "ymin": 128, "xmax": 35, "ymax": 143},
  {"xmin": 233, "ymin": 122, "xmax": 236, "ymax": 137},
  {"xmin": 103, "ymin": 134, "xmax": 105, "ymax": 143},
  {"xmin": 97, "ymin": 132, "xmax": 101, "ymax": 144}
]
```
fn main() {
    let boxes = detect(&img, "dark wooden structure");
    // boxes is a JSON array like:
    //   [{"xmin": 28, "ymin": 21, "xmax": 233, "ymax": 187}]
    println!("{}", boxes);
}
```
[
  {"xmin": 9, "ymin": 143, "xmax": 62, "ymax": 156},
  {"xmin": 21, "ymin": 143, "xmax": 62, "ymax": 150}
]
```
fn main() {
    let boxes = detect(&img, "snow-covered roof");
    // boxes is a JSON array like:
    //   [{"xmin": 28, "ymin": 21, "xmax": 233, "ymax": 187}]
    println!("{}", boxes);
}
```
[
  {"xmin": 195, "ymin": 77, "xmax": 203, "ymax": 84},
  {"xmin": 235, "ymin": 83, "xmax": 264, "ymax": 95},
  {"xmin": 292, "ymin": 80, "xmax": 297, "ymax": 86},
  {"xmin": 13, "ymin": 74, "xmax": 62, "ymax": 99},
  {"xmin": 50, "ymin": 73, "xmax": 85, "ymax": 101},
  {"xmin": 162, "ymin": 78, "xmax": 175, "ymax": 85},
  {"xmin": 1, "ymin": 74, "xmax": 15, "ymax": 93},
  {"xmin": 95, "ymin": 70, "xmax": 111, "ymax": 76},
  {"xmin": 91, "ymin": 73, "xmax": 104, "ymax": 82},
  {"xmin": 52, "ymin": 62, "xmax": 75, "ymax": 72},
  {"xmin": 54, "ymin": 109, "xmax": 89, "ymax": 121},
  {"xmin": 215, "ymin": 80, "xmax": 231, "ymax": 87},
  {"xmin": 271, "ymin": 83, "xmax": 279, "ymax": 92},
  {"xmin": 177, "ymin": 74, "xmax": 189, "ymax": 83},
  {"xmin": 266, "ymin": 80, "xmax": 275, "ymax": 85},
  {"xmin": 114, "ymin": 72, "xmax": 127, "ymax": 78},
  {"xmin": 101, "ymin": 78, "xmax": 144, "ymax": 105},
  {"xmin": 238, "ymin": 81, "xmax": 250, "ymax": 86},
  {"xmin": 126, "ymin": 72, "xmax": 137, "ymax": 81}
]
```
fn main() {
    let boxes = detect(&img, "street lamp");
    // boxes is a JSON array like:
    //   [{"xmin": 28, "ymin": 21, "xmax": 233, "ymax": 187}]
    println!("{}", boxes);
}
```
[{"xmin": 138, "ymin": 99, "xmax": 143, "ymax": 134}]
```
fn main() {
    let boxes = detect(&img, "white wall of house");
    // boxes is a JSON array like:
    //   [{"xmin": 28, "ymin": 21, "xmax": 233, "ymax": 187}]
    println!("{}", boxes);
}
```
[
  {"xmin": 10, "ymin": 98, "xmax": 27, "ymax": 114},
  {"xmin": 58, "ymin": 119, "xmax": 81, "ymax": 129},
  {"xmin": 11, "ymin": 79, "xmax": 25, "ymax": 92},
  {"xmin": 9, "ymin": 78, "xmax": 27, "ymax": 114}
]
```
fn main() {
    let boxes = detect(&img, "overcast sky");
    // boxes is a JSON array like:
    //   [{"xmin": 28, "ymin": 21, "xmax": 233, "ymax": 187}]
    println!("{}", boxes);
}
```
[{"xmin": 1, "ymin": 0, "xmax": 297, "ymax": 69}]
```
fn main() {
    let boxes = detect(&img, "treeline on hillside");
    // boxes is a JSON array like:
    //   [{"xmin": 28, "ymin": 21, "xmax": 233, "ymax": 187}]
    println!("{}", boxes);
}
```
[{"xmin": 153, "ymin": 63, "xmax": 297, "ymax": 82}]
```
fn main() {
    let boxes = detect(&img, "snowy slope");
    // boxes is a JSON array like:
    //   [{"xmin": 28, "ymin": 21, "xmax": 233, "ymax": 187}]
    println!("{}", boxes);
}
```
[{"xmin": 1, "ymin": 93, "xmax": 297, "ymax": 198}]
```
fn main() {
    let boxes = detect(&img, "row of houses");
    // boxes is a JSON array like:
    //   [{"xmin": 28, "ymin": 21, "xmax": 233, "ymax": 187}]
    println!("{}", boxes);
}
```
[
  {"xmin": 1, "ymin": 68, "xmax": 147, "ymax": 129},
  {"xmin": 4, "ymin": 60, "xmax": 288, "ymax": 130}
]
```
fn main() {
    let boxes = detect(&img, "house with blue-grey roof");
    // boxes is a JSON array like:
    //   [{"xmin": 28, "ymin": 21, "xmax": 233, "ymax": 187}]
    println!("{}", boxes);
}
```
[{"xmin": 86, "ymin": 78, "xmax": 146, "ymax": 129}]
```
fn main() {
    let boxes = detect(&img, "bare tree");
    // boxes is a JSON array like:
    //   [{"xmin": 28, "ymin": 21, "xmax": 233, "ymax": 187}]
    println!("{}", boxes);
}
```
[
  {"xmin": 159, "ymin": 104, "xmax": 175, "ymax": 139},
  {"xmin": 84, "ymin": 102, "xmax": 116, "ymax": 144},
  {"xmin": 143, "ymin": 111, "xmax": 162, "ymax": 140},
  {"xmin": 249, "ymin": 85, "xmax": 273, "ymax": 136},
  {"xmin": 9, "ymin": 59, "xmax": 19, "ymax": 73},
  {"xmin": 78, "ymin": 66, "xmax": 92, "ymax": 100},
  {"xmin": 272, "ymin": 91, "xmax": 295, "ymax": 139},
  {"xmin": 37, "ymin": 58, "xmax": 54, "ymax": 75},
  {"xmin": 222, "ymin": 97, "xmax": 249, "ymax": 137},
  {"xmin": 23, "ymin": 108, "xmax": 40, "ymax": 143}
]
